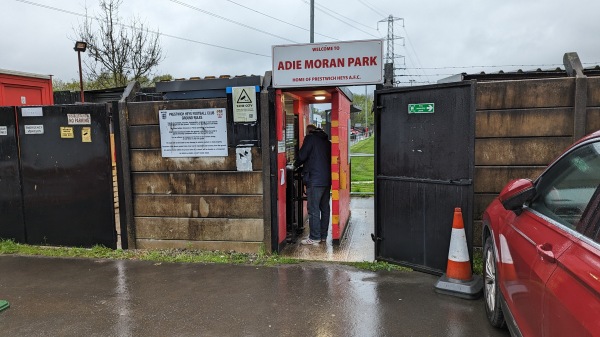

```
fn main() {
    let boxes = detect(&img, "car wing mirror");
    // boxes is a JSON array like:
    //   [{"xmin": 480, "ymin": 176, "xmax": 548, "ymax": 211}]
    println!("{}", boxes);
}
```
[{"xmin": 499, "ymin": 179, "xmax": 535, "ymax": 212}]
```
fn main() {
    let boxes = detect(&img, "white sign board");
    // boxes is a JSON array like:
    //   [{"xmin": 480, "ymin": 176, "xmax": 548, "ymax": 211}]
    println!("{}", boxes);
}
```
[
  {"xmin": 0, "ymin": 126, "xmax": 7, "ymax": 136},
  {"xmin": 159, "ymin": 108, "xmax": 228, "ymax": 157},
  {"xmin": 272, "ymin": 39, "xmax": 384, "ymax": 88},
  {"xmin": 67, "ymin": 114, "xmax": 92, "ymax": 125},
  {"xmin": 24, "ymin": 125, "xmax": 44, "ymax": 134},
  {"xmin": 21, "ymin": 107, "xmax": 43, "ymax": 117},
  {"xmin": 232, "ymin": 86, "xmax": 257, "ymax": 122}
]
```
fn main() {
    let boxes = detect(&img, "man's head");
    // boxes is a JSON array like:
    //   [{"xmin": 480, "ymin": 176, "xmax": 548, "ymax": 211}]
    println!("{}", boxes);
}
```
[{"xmin": 306, "ymin": 124, "xmax": 317, "ymax": 134}]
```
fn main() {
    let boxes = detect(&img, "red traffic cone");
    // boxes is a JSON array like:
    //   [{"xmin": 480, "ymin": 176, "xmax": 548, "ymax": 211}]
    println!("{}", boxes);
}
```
[
  {"xmin": 446, "ymin": 208, "xmax": 473, "ymax": 281},
  {"xmin": 434, "ymin": 207, "xmax": 483, "ymax": 300}
]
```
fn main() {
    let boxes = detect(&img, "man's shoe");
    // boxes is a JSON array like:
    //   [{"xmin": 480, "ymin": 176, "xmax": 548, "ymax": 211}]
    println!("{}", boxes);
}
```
[
  {"xmin": 301, "ymin": 238, "xmax": 319, "ymax": 245},
  {"xmin": 320, "ymin": 238, "xmax": 327, "ymax": 243}
]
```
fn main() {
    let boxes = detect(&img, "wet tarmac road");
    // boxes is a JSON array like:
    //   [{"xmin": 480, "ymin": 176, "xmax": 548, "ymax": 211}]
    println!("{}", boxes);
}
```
[{"xmin": 0, "ymin": 255, "xmax": 509, "ymax": 337}]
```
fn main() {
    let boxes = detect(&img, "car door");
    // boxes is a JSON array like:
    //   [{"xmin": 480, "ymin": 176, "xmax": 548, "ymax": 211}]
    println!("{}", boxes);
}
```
[
  {"xmin": 543, "ymin": 235, "xmax": 600, "ymax": 337},
  {"xmin": 529, "ymin": 139, "xmax": 600, "ymax": 337},
  {"xmin": 542, "ymin": 180, "xmax": 600, "ymax": 336},
  {"xmin": 499, "ymin": 208, "xmax": 573, "ymax": 337},
  {"xmin": 501, "ymin": 139, "xmax": 600, "ymax": 337}
]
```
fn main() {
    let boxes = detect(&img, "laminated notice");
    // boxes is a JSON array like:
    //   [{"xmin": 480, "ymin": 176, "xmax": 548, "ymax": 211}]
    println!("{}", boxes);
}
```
[
  {"xmin": 60, "ymin": 127, "xmax": 74, "ymax": 139},
  {"xmin": 158, "ymin": 108, "xmax": 228, "ymax": 157},
  {"xmin": 24, "ymin": 125, "xmax": 44, "ymax": 134},
  {"xmin": 82, "ymin": 127, "xmax": 92, "ymax": 142}
]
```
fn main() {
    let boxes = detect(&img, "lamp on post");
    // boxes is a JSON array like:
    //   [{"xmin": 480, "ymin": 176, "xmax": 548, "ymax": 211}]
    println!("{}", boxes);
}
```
[{"xmin": 73, "ymin": 41, "xmax": 87, "ymax": 103}]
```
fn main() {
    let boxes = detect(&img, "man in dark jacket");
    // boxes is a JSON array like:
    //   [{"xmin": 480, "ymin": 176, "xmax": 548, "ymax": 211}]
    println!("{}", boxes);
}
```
[{"xmin": 294, "ymin": 124, "xmax": 331, "ymax": 245}]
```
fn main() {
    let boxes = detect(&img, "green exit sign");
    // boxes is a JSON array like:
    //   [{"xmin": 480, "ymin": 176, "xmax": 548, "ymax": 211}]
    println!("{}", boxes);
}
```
[{"xmin": 408, "ymin": 103, "xmax": 435, "ymax": 113}]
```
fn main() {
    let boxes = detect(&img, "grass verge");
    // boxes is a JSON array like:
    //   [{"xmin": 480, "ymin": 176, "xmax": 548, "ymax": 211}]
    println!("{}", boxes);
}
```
[
  {"xmin": 350, "ymin": 136, "xmax": 374, "ymax": 154},
  {"xmin": 472, "ymin": 247, "xmax": 483, "ymax": 276},
  {"xmin": 0, "ymin": 239, "xmax": 412, "ymax": 272},
  {"xmin": 344, "ymin": 261, "xmax": 412, "ymax": 272},
  {"xmin": 0, "ymin": 239, "xmax": 297, "ymax": 266},
  {"xmin": 350, "ymin": 136, "xmax": 375, "ymax": 193}
]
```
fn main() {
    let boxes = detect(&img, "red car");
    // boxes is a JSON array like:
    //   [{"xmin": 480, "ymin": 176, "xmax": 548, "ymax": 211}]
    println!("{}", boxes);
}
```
[{"xmin": 482, "ymin": 131, "xmax": 600, "ymax": 337}]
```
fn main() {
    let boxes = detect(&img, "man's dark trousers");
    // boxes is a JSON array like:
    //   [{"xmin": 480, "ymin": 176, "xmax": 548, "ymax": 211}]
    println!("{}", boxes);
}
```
[{"xmin": 307, "ymin": 185, "xmax": 331, "ymax": 241}]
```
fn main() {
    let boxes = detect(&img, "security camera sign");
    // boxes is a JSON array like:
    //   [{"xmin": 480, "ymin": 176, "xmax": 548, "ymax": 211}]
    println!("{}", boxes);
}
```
[
  {"xmin": 159, "ymin": 108, "xmax": 228, "ymax": 157},
  {"xmin": 232, "ymin": 86, "xmax": 258, "ymax": 122}
]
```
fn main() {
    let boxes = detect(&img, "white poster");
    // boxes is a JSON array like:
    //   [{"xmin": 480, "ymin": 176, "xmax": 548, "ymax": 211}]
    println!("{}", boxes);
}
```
[
  {"xmin": 235, "ymin": 147, "xmax": 252, "ymax": 172},
  {"xmin": 159, "ymin": 108, "xmax": 228, "ymax": 157},
  {"xmin": 0, "ymin": 126, "xmax": 7, "ymax": 136}
]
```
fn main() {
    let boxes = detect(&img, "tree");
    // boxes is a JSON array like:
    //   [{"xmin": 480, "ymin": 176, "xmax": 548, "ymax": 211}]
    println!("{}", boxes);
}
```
[
  {"xmin": 137, "ymin": 74, "xmax": 174, "ymax": 88},
  {"xmin": 52, "ymin": 77, "xmax": 109, "ymax": 91},
  {"xmin": 52, "ymin": 79, "xmax": 81, "ymax": 91},
  {"xmin": 75, "ymin": 0, "xmax": 163, "ymax": 88},
  {"xmin": 351, "ymin": 93, "xmax": 374, "ymax": 127}
]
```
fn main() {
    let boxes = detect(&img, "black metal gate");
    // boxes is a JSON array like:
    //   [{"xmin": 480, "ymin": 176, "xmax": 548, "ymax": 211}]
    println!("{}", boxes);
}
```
[
  {"xmin": 15, "ymin": 104, "xmax": 116, "ymax": 248},
  {"xmin": 0, "ymin": 107, "xmax": 26, "ymax": 242},
  {"xmin": 374, "ymin": 82, "xmax": 475, "ymax": 274}
]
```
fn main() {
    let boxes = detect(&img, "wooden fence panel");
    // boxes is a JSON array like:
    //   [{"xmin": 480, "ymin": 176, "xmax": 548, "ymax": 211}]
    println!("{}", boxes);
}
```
[
  {"xmin": 475, "ymin": 108, "xmax": 572, "ymax": 137},
  {"xmin": 474, "ymin": 194, "xmax": 496, "ymax": 221},
  {"xmin": 475, "ymin": 137, "xmax": 572, "ymax": 166},
  {"xmin": 472, "ymin": 77, "xmax": 580, "ymax": 246},
  {"xmin": 129, "ymin": 125, "xmax": 160, "ymax": 149},
  {"xmin": 134, "ymin": 195, "xmax": 263, "ymax": 218},
  {"xmin": 135, "ymin": 217, "xmax": 263, "ymax": 241},
  {"xmin": 474, "ymin": 166, "xmax": 545, "ymax": 193},
  {"xmin": 587, "ymin": 77, "xmax": 600, "ymax": 107},
  {"xmin": 135, "ymin": 239, "xmax": 262, "ymax": 254},
  {"xmin": 130, "ymin": 148, "xmax": 262, "ymax": 172},
  {"xmin": 587, "ymin": 108, "xmax": 600, "ymax": 133},
  {"xmin": 133, "ymin": 172, "xmax": 263, "ymax": 195},
  {"xmin": 124, "ymin": 98, "xmax": 265, "ymax": 252},
  {"xmin": 477, "ymin": 78, "xmax": 575, "ymax": 110}
]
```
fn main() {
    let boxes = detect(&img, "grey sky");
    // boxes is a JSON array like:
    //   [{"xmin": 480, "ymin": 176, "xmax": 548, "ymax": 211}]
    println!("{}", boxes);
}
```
[{"xmin": 2, "ymin": 0, "xmax": 599, "ymax": 87}]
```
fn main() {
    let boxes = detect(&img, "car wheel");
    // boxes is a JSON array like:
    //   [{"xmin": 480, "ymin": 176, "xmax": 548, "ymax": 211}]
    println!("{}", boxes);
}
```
[{"xmin": 484, "ymin": 235, "xmax": 505, "ymax": 328}]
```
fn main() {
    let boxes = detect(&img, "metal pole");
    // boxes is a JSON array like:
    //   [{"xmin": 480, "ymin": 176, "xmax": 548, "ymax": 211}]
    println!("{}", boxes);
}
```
[
  {"xmin": 309, "ymin": 0, "xmax": 315, "ymax": 124},
  {"xmin": 310, "ymin": 0, "xmax": 314, "ymax": 43},
  {"xmin": 364, "ymin": 85, "xmax": 368, "ymax": 136},
  {"xmin": 77, "ymin": 50, "xmax": 84, "ymax": 103}
]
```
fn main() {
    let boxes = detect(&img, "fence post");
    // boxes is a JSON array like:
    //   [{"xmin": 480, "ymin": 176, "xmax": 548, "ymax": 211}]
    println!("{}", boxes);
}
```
[{"xmin": 564, "ymin": 52, "xmax": 588, "ymax": 140}]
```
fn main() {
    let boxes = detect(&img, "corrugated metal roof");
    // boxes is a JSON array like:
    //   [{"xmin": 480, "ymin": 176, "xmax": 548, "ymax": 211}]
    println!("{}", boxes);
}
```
[
  {"xmin": 438, "ymin": 65, "xmax": 600, "ymax": 83},
  {"xmin": 0, "ymin": 68, "xmax": 52, "ymax": 80},
  {"xmin": 156, "ymin": 75, "xmax": 263, "ymax": 93}
]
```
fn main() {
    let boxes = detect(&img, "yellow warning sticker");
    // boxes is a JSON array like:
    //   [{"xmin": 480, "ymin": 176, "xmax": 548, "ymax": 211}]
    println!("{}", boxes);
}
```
[
  {"xmin": 60, "ymin": 126, "xmax": 74, "ymax": 139},
  {"xmin": 82, "ymin": 127, "xmax": 92, "ymax": 143}
]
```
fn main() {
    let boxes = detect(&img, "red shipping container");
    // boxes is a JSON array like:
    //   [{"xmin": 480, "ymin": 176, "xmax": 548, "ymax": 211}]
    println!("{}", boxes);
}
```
[{"xmin": 0, "ymin": 69, "xmax": 54, "ymax": 106}]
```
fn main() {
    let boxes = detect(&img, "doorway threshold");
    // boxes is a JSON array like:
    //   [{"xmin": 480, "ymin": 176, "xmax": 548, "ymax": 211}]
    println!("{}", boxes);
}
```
[{"xmin": 280, "ymin": 197, "xmax": 375, "ymax": 262}]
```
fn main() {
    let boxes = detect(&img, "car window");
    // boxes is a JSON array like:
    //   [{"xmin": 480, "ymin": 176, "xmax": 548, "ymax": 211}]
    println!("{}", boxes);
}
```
[{"xmin": 530, "ymin": 141, "xmax": 600, "ymax": 239}]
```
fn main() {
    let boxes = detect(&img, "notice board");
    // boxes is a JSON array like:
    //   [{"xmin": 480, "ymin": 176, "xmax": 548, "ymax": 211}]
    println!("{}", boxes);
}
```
[{"xmin": 159, "ymin": 108, "xmax": 228, "ymax": 157}]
